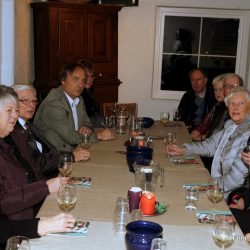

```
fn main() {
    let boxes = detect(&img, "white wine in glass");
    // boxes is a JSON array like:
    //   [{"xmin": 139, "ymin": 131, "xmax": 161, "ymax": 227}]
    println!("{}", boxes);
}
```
[
  {"xmin": 79, "ymin": 133, "xmax": 92, "ymax": 149},
  {"xmin": 160, "ymin": 112, "xmax": 170, "ymax": 126},
  {"xmin": 57, "ymin": 185, "xmax": 77, "ymax": 212},
  {"xmin": 207, "ymin": 179, "xmax": 224, "ymax": 209},
  {"xmin": 213, "ymin": 221, "xmax": 234, "ymax": 249},
  {"xmin": 58, "ymin": 162, "xmax": 73, "ymax": 177}
]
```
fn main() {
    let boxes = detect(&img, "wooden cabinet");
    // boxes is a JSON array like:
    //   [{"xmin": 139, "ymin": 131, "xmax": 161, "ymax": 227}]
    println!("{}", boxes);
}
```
[{"xmin": 30, "ymin": 1, "xmax": 122, "ymax": 104}]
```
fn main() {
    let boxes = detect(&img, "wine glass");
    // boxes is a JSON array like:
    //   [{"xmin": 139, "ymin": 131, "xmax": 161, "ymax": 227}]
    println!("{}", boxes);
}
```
[
  {"xmin": 150, "ymin": 238, "xmax": 167, "ymax": 250},
  {"xmin": 58, "ymin": 152, "xmax": 74, "ymax": 177},
  {"xmin": 163, "ymin": 131, "xmax": 176, "ymax": 146},
  {"xmin": 160, "ymin": 112, "xmax": 170, "ymax": 127},
  {"xmin": 101, "ymin": 116, "xmax": 113, "ymax": 128},
  {"xmin": 79, "ymin": 133, "xmax": 92, "ymax": 150},
  {"xmin": 57, "ymin": 184, "xmax": 77, "ymax": 212},
  {"xmin": 173, "ymin": 108, "xmax": 181, "ymax": 127},
  {"xmin": 213, "ymin": 220, "xmax": 234, "ymax": 249},
  {"xmin": 6, "ymin": 236, "xmax": 30, "ymax": 250},
  {"xmin": 207, "ymin": 179, "xmax": 224, "ymax": 210}
]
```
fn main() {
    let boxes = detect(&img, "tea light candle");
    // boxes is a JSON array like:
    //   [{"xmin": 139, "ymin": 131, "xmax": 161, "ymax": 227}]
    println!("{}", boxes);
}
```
[{"xmin": 140, "ymin": 191, "xmax": 155, "ymax": 215}]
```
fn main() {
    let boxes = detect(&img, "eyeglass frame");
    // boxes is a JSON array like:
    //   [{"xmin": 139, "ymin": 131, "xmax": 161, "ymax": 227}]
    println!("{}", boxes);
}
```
[
  {"xmin": 224, "ymin": 83, "xmax": 239, "ymax": 90},
  {"xmin": 228, "ymin": 101, "xmax": 246, "ymax": 109}
]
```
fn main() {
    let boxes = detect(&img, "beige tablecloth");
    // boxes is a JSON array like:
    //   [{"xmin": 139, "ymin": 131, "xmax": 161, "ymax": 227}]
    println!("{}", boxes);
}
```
[{"xmin": 32, "ymin": 122, "xmax": 249, "ymax": 249}]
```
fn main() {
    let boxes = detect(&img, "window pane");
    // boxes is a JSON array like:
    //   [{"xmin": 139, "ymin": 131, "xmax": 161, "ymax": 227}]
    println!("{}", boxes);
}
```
[
  {"xmin": 201, "ymin": 18, "xmax": 239, "ymax": 56},
  {"xmin": 161, "ymin": 55, "xmax": 198, "ymax": 91},
  {"xmin": 163, "ymin": 16, "xmax": 200, "ymax": 54}
]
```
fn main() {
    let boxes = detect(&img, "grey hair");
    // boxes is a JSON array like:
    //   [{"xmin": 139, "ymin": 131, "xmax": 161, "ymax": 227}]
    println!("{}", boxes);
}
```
[
  {"xmin": 12, "ymin": 83, "xmax": 36, "ymax": 93},
  {"xmin": 212, "ymin": 74, "xmax": 225, "ymax": 87},
  {"xmin": 223, "ymin": 73, "xmax": 244, "ymax": 87},
  {"xmin": 0, "ymin": 85, "xmax": 18, "ymax": 107},
  {"xmin": 224, "ymin": 87, "xmax": 250, "ymax": 107}
]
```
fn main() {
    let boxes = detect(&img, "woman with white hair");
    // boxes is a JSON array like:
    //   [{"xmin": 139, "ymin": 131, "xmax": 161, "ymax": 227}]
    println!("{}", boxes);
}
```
[{"xmin": 166, "ymin": 87, "xmax": 250, "ymax": 199}]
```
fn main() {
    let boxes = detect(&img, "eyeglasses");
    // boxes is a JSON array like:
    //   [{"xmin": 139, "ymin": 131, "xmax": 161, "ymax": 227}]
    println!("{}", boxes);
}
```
[
  {"xmin": 224, "ymin": 83, "xmax": 239, "ymax": 89},
  {"xmin": 228, "ymin": 101, "xmax": 245, "ymax": 109},
  {"xmin": 19, "ymin": 99, "xmax": 38, "ymax": 105}
]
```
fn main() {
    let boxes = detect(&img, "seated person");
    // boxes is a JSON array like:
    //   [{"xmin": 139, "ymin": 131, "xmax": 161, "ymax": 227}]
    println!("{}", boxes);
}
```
[
  {"xmin": 191, "ymin": 74, "xmax": 225, "ymax": 141},
  {"xmin": 166, "ymin": 87, "xmax": 250, "ymax": 199},
  {"xmin": 12, "ymin": 84, "xmax": 90, "ymax": 178},
  {"xmin": 34, "ymin": 63, "xmax": 114, "ymax": 152},
  {"xmin": 177, "ymin": 68, "xmax": 215, "ymax": 132},
  {"xmin": 79, "ymin": 59, "xmax": 102, "ymax": 128},
  {"xmin": 206, "ymin": 73, "xmax": 243, "ymax": 138},
  {"xmin": 0, "ymin": 85, "xmax": 67, "ymax": 220},
  {"xmin": 226, "ymin": 151, "xmax": 250, "ymax": 243},
  {"xmin": 0, "ymin": 212, "xmax": 75, "ymax": 249}
]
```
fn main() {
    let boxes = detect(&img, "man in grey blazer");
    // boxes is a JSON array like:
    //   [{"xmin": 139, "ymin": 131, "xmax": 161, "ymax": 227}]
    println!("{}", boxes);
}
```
[{"xmin": 34, "ymin": 63, "xmax": 114, "ymax": 152}]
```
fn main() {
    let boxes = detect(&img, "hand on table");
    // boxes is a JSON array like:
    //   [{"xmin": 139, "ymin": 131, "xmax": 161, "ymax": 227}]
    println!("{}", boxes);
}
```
[
  {"xmin": 166, "ymin": 144, "xmax": 185, "ymax": 156},
  {"xmin": 78, "ymin": 126, "xmax": 92, "ymax": 135},
  {"xmin": 97, "ymin": 128, "xmax": 115, "ymax": 141},
  {"xmin": 38, "ymin": 213, "xmax": 75, "ymax": 236}
]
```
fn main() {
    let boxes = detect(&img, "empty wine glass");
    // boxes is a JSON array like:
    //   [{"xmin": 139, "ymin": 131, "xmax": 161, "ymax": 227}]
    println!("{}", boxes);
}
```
[
  {"xmin": 151, "ymin": 238, "xmax": 167, "ymax": 250},
  {"xmin": 58, "ymin": 152, "xmax": 74, "ymax": 177},
  {"xmin": 6, "ymin": 236, "xmax": 30, "ymax": 250},
  {"xmin": 173, "ymin": 108, "xmax": 181, "ymax": 127},
  {"xmin": 79, "ymin": 133, "xmax": 92, "ymax": 150},
  {"xmin": 160, "ymin": 112, "xmax": 170, "ymax": 127},
  {"xmin": 101, "ymin": 116, "xmax": 113, "ymax": 128},
  {"xmin": 163, "ymin": 131, "xmax": 176, "ymax": 146},
  {"xmin": 213, "ymin": 220, "xmax": 234, "ymax": 249},
  {"xmin": 207, "ymin": 179, "xmax": 224, "ymax": 210},
  {"xmin": 57, "ymin": 184, "xmax": 77, "ymax": 212}
]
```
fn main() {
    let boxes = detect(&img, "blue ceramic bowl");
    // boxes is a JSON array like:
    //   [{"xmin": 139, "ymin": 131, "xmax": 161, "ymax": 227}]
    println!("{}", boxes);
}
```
[
  {"xmin": 125, "ymin": 221, "xmax": 163, "ymax": 250},
  {"xmin": 143, "ymin": 117, "xmax": 155, "ymax": 128},
  {"xmin": 126, "ymin": 146, "xmax": 153, "ymax": 173}
]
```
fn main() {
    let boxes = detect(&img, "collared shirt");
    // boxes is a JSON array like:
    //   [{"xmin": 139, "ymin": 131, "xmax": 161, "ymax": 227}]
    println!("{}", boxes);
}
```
[
  {"xmin": 64, "ymin": 93, "xmax": 80, "ymax": 131},
  {"xmin": 18, "ymin": 118, "xmax": 43, "ymax": 153}
]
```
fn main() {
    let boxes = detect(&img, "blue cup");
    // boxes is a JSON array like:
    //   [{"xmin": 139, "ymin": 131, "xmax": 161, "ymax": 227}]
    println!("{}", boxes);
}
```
[
  {"xmin": 126, "ymin": 146, "xmax": 153, "ymax": 173},
  {"xmin": 125, "ymin": 221, "xmax": 163, "ymax": 250}
]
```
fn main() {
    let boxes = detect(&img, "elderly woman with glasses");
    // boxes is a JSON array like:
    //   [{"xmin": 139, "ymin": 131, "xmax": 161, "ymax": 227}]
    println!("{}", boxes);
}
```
[
  {"xmin": 0, "ymin": 85, "xmax": 68, "ymax": 220},
  {"xmin": 166, "ymin": 87, "xmax": 250, "ymax": 199}
]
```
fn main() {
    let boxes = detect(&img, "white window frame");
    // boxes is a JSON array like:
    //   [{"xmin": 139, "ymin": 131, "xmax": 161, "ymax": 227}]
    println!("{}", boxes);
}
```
[{"xmin": 152, "ymin": 7, "xmax": 249, "ymax": 100}]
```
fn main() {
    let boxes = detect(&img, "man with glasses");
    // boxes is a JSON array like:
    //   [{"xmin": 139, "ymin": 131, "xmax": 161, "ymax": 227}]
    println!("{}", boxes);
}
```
[
  {"xmin": 11, "ymin": 83, "xmax": 90, "ymax": 178},
  {"xmin": 207, "ymin": 73, "xmax": 243, "ymax": 137}
]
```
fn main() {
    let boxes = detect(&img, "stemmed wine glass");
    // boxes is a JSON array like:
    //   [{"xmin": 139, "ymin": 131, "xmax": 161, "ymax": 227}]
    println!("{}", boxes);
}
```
[
  {"xmin": 57, "ymin": 184, "xmax": 77, "ymax": 212},
  {"xmin": 173, "ymin": 108, "xmax": 181, "ymax": 127},
  {"xmin": 160, "ymin": 112, "xmax": 170, "ymax": 127},
  {"xmin": 79, "ymin": 133, "xmax": 92, "ymax": 150},
  {"xmin": 163, "ymin": 131, "xmax": 176, "ymax": 158},
  {"xmin": 58, "ymin": 152, "xmax": 74, "ymax": 177},
  {"xmin": 207, "ymin": 179, "xmax": 224, "ymax": 210},
  {"xmin": 6, "ymin": 236, "xmax": 30, "ymax": 250},
  {"xmin": 212, "ymin": 220, "xmax": 234, "ymax": 249}
]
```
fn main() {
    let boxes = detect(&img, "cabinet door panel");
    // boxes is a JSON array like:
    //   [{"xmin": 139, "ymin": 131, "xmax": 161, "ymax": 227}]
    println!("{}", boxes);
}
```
[
  {"xmin": 88, "ymin": 13, "xmax": 118, "ymax": 79},
  {"xmin": 59, "ymin": 10, "xmax": 87, "ymax": 64}
]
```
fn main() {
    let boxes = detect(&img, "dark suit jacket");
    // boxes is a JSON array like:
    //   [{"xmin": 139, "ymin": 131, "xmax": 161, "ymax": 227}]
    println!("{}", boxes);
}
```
[
  {"xmin": 11, "ymin": 122, "xmax": 61, "ymax": 178},
  {"xmin": 0, "ymin": 137, "xmax": 49, "ymax": 220},
  {"xmin": 178, "ymin": 86, "xmax": 215, "ymax": 131}
]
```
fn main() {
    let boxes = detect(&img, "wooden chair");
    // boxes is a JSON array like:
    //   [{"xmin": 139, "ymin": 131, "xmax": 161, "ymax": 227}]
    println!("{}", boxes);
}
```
[{"xmin": 102, "ymin": 103, "xmax": 138, "ymax": 117}]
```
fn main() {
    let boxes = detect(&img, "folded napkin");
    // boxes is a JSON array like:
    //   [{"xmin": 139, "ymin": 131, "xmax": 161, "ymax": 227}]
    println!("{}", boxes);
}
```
[
  {"xmin": 68, "ymin": 177, "xmax": 92, "ymax": 188},
  {"xmin": 196, "ymin": 210, "xmax": 235, "ymax": 224},
  {"xmin": 183, "ymin": 183, "xmax": 213, "ymax": 192}
]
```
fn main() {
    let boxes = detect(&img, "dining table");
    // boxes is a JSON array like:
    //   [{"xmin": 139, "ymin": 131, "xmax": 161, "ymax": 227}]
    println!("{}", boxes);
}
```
[{"xmin": 29, "ymin": 121, "xmax": 249, "ymax": 249}]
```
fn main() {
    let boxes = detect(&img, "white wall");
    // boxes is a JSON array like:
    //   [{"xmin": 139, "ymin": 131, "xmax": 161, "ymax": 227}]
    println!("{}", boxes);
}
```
[
  {"xmin": 0, "ymin": 0, "xmax": 14, "ymax": 85},
  {"xmin": 118, "ymin": 0, "xmax": 250, "ymax": 120}
]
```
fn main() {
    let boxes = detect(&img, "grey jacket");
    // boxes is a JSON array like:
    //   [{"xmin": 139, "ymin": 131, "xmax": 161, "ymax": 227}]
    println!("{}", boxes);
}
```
[
  {"xmin": 184, "ymin": 116, "xmax": 250, "ymax": 197},
  {"xmin": 34, "ymin": 87, "xmax": 92, "ymax": 152}
]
